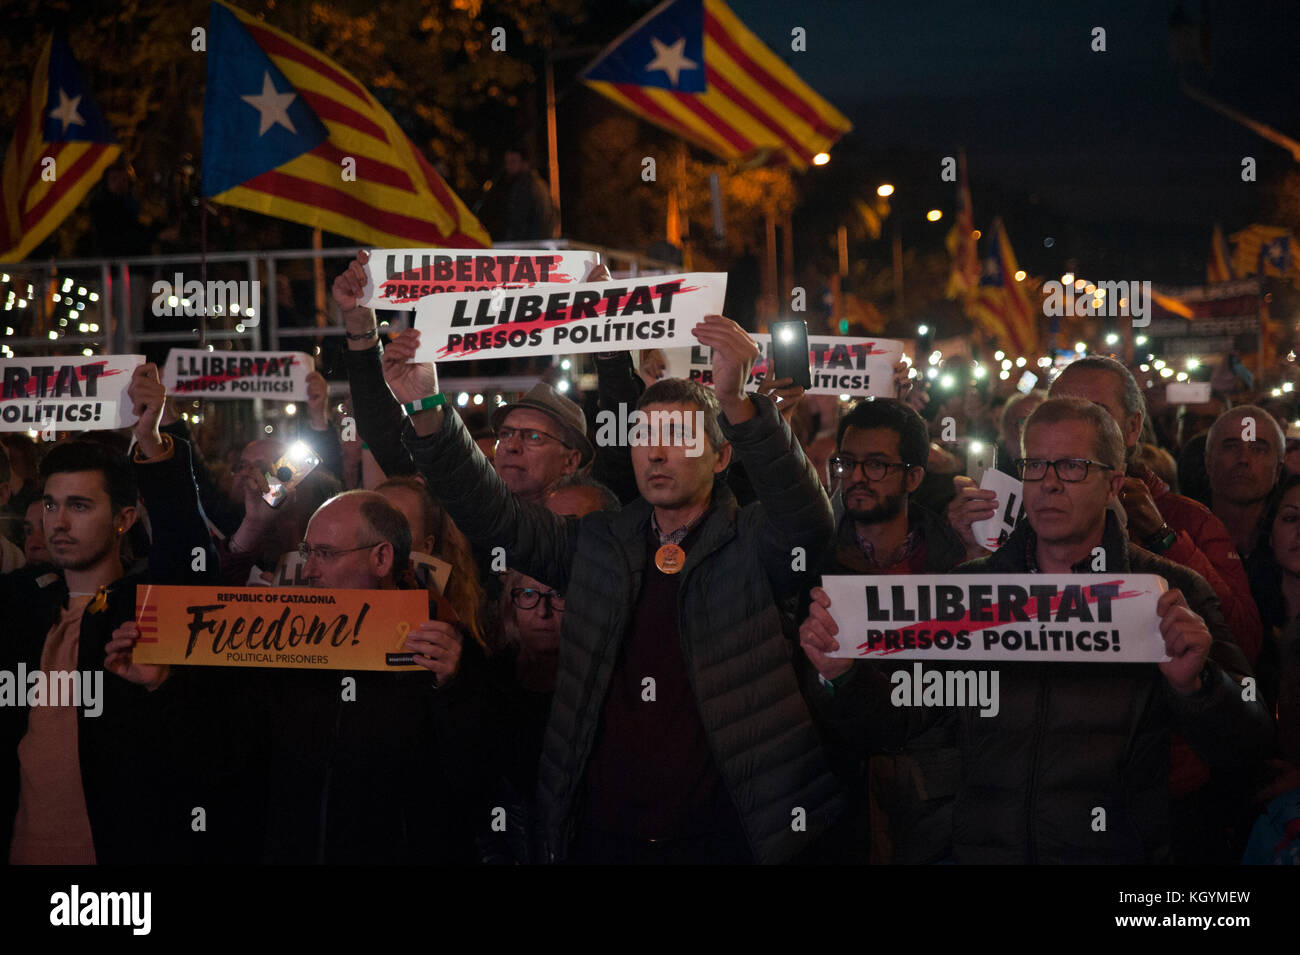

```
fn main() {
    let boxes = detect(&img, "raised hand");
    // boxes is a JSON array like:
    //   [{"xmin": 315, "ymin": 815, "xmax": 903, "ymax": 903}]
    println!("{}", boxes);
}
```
[
  {"xmin": 692, "ymin": 313, "xmax": 757, "ymax": 423},
  {"xmin": 380, "ymin": 328, "xmax": 439, "ymax": 407},
  {"xmin": 129, "ymin": 362, "xmax": 167, "ymax": 457}
]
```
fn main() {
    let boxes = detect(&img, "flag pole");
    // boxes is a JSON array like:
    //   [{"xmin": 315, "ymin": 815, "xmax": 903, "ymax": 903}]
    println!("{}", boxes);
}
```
[{"xmin": 545, "ymin": 46, "xmax": 562, "ymax": 238}]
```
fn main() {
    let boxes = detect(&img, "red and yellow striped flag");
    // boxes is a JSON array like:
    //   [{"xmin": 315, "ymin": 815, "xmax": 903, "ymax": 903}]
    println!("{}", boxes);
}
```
[
  {"xmin": 581, "ymin": 0, "xmax": 851, "ymax": 170},
  {"xmin": 202, "ymin": 0, "xmax": 487, "ymax": 248},
  {"xmin": 965, "ymin": 218, "xmax": 1038, "ymax": 357},
  {"xmin": 1, "ymin": 33, "xmax": 121, "ymax": 262}
]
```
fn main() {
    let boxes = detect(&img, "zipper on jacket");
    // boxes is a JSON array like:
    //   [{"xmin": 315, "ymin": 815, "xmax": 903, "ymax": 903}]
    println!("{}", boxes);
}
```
[
  {"xmin": 316, "ymin": 682, "xmax": 347, "ymax": 864},
  {"xmin": 1024, "ymin": 674, "xmax": 1047, "ymax": 864},
  {"xmin": 676, "ymin": 568, "xmax": 760, "ymax": 864}
]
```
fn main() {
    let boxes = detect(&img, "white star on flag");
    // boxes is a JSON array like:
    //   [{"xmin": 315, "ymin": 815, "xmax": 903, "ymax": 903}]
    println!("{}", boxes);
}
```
[
  {"xmin": 645, "ymin": 36, "xmax": 698, "ymax": 88},
  {"xmin": 241, "ymin": 72, "xmax": 298, "ymax": 136},
  {"xmin": 48, "ymin": 89, "xmax": 85, "ymax": 134}
]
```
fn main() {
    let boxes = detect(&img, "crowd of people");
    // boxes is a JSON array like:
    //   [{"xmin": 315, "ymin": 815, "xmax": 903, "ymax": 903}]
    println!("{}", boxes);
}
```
[{"xmin": 1, "ymin": 249, "xmax": 1296, "ymax": 865}]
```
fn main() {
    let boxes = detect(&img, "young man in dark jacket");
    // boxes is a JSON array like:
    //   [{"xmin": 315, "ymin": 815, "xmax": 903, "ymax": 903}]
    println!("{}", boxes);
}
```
[
  {"xmin": 1, "ymin": 363, "xmax": 217, "ymax": 864},
  {"xmin": 376, "ymin": 311, "xmax": 842, "ymax": 864},
  {"xmin": 817, "ymin": 397, "xmax": 967, "ymax": 864},
  {"xmin": 801, "ymin": 397, "xmax": 1272, "ymax": 863}
]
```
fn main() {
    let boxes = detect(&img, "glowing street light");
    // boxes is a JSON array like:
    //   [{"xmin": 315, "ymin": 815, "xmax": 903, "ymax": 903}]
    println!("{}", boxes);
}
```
[
  {"xmin": 812, "ymin": 152, "xmax": 830, "ymax": 166},
  {"xmin": 926, "ymin": 209, "xmax": 943, "ymax": 222},
  {"xmin": 876, "ymin": 183, "xmax": 894, "ymax": 198}
]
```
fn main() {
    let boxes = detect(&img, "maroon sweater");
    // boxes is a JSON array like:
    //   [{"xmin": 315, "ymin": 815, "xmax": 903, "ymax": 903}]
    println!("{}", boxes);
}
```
[{"xmin": 581, "ymin": 521, "xmax": 748, "ymax": 846}]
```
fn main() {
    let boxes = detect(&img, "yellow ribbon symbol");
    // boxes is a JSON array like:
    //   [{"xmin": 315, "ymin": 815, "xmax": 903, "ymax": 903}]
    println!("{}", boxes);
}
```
[{"xmin": 394, "ymin": 621, "xmax": 411, "ymax": 651}]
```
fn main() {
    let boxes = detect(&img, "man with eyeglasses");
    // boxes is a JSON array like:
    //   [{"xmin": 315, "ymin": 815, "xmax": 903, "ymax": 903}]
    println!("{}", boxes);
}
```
[
  {"xmin": 801, "ymin": 397, "xmax": 1270, "ymax": 863},
  {"xmin": 254, "ymin": 490, "xmax": 485, "ymax": 864},
  {"xmin": 814, "ymin": 398, "xmax": 966, "ymax": 864},
  {"xmin": 491, "ymin": 383, "xmax": 593, "ymax": 504},
  {"xmin": 382, "ymin": 313, "xmax": 842, "ymax": 864}
]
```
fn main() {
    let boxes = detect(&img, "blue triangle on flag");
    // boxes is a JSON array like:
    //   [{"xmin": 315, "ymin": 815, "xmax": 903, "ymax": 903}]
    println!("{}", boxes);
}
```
[
  {"xmin": 583, "ymin": 0, "xmax": 706, "ymax": 93},
  {"xmin": 43, "ymin": 34, "xmax": 116, "ymax": 144},
  {"xmin": 202, "ymin": 1, "xmax": 328, "ymax": 197}
]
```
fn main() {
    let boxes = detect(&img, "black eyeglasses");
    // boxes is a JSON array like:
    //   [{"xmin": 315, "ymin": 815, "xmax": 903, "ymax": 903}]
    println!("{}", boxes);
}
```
[
  {"xmin": 1014, "ymin": 458, "xmax": 1115, "ymax": 482},
  {"xmin": 496, "ymin": 426, "xmax": 571, "ymax": 450},
  {"xmin": 511, "ymin": 587, "xmax": 565, "ymax": 611},
  {"xmin": 298, "ymin": 541, "xmax": 383, "ymax": 562},
  {"xmin": 829, "ymin": 454, "xmax": 912, "ymax": 481}
]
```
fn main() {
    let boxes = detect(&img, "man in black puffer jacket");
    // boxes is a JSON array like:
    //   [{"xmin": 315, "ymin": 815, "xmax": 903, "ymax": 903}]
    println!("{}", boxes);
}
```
[
  {"xmin": 801, "ymin": 397, "xmax": 1272, "ymax": 863},
  {"xmin": 384, "ymin": 312, "xmax": 843, "ymax": 864}
]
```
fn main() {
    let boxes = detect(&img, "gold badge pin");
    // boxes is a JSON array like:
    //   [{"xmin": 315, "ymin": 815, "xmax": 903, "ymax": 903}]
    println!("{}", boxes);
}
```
[{"xmin": 655, "ymin": 543, "xmax": 686, "ymax": 575}]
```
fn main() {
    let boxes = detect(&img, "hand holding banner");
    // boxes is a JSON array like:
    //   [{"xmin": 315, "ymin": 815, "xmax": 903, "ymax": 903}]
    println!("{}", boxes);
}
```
[{"xmin": 821, "ymin": 573, "xmax": 1171, "ymax": 663}]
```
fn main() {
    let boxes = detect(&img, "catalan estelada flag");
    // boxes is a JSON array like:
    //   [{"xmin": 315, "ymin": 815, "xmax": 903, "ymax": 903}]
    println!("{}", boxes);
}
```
[
  {"xmin": 202, "ymin": 1, "xmax": 488, "ymax": 248},
  {"xmin": 0, "ymin": 33, "xmax": 121, "ymax": 262},
  {"xmin": 1207, "ymin": 223, "xmax": 1234, "ymax": 283},
  {"xmin": 965, "ymin": 218, "xmax": 1038, "ymax": 357},
  {"xmin": 1229, "ymin": 224, "xmax": 1296, "ymax": 282},
  {"xmin": 581, "ymin": 0, "xmax": 851, "ymax": 170}
]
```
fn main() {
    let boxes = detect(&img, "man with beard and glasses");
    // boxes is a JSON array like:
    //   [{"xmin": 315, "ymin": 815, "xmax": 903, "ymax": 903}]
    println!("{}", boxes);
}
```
[{"xmin": 811, "ymin": 398, "xmax": 966, "ymax": 864}]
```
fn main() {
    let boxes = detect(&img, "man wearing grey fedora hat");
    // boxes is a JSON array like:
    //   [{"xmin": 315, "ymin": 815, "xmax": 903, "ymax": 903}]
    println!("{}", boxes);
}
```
[{"xmin": 490, "ymin": 383, "xmax": 594, "ymax": 504}]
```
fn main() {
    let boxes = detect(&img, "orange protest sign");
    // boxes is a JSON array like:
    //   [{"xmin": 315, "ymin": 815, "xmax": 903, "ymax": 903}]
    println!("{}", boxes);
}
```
[{"xmin": 133, "ymin": 585, "xmax": 430, "ymax": 671}]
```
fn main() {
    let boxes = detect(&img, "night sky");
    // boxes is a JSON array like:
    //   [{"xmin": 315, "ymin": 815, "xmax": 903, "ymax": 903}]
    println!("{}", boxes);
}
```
[{"xmin": 730, "ymin": 0, "xmax": 1299, "ymax": 284}]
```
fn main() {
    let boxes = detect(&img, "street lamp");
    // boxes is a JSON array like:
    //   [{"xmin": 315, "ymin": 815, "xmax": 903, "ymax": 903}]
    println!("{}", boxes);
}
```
[
  {"xmin": 926, "ymin": 209, "xmax": 942, "ymax": 222},
  {"xmin": 876, "ymin": 183, "xmax": 894, "ymax": 198},
  {"xmin": 813, "ymin": 152, "xmax": 830, "ymax": 166}
]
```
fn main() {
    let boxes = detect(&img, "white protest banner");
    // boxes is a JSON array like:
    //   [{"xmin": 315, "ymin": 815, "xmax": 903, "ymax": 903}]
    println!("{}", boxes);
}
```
[
  {"xmin": 663, "ymin": 335, "xmax": 905, "ymax": 396},
  {"xmin": 970, "ymin": 469, "xmax": 1023, "ymax": 552},
  {"xmin": 163, "ymin": 349, "xmax": 310, "ymax": 400},
  {"xmin": 0, "ymin": 354, "xmax": 142, "ymax": 431},
  {"xmin": 361, "ymin": 248, "xmax": 602, "ymax": 309},
  {"xmin": 413, "ymin": 273, "xmax": 727, "ymax": 362},
  {"xmin": 822, "ymin": 574, "xmax": 1170, "ymax": 663},
  {"xmin": 1165, "ymin": 382, "xmax": 1211, "ymax": 404}
]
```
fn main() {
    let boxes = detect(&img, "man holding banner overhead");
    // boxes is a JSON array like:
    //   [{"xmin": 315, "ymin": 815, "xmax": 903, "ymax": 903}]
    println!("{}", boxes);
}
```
[
  {"xmin": 801, "ymin": 397, "xmax": 1271, "ymax": 863},
  {"xmin": 380, "ymin": 309, "xmax": 842, "ymax": 864}
]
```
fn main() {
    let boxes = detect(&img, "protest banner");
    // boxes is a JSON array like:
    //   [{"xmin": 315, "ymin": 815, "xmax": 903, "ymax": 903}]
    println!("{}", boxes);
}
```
[
  {"xmin": 0, "ymin": 354, "xmax": 142, "ymax": 431},
  {"xmin": 1165, "ymin": 382, "xmax": 1212, "ymax": 404},
  {"xmin": 413, "ymin": 273, "xmax": 727, "ymax": 362},
  {"xmin": 133, "ymin": 585, "xmax": 432, "ymax": 671},
  {"xmin": 662, "ymin": 335, "xmax": 905, "ymax": 396},
  {"xmin": 821, "ymin": 573, "xmax": 1171, "ymax": 663},
  {"xmin": 970, "ymin": 470, "xmax": 1023, "ymax": 552},
  {"xmin": 361, "ymin": 248, "xmax": 602, "ymax": 308},
  {"xmin": 162, "ymin": 349, "xmax": 310, "ymax": 400}
]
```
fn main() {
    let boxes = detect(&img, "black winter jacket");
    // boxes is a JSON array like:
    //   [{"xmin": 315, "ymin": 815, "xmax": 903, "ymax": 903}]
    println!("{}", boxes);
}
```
[
  {"xmin": 404, "ymin": 394, "xmax": 845, "ymax": 863},
  {"xmin": 812, "ymin": 510, "xmax": 1273, "ymax": 863},
  {"xmin": 0, "ymin": 437, "xmax": 218, "ymax": 864}
]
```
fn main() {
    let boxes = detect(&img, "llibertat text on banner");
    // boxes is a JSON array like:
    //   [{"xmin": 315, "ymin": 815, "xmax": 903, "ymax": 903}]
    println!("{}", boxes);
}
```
[
  {"xmin": 361, "ymin": 248, "xmax": 602, "ymax": 308},
  {"xmin": 0, "ymin": 354, "xmax": 142, "ymax": 431},
  {"xmin": 413, "ymin": 273, "xmax": 727, "ymax": 362},
  {"xmin": 821, "ymin": 574, "xmax": 1171, "ymax": 663},
  {"xmin": 162, "ymin": 349, "xmax": 311, "ymax": 400}
]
